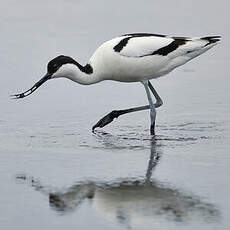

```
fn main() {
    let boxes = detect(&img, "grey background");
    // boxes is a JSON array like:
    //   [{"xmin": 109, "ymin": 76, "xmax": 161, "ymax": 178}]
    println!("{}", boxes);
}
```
[{"xmin": 0, "ymin": 1, "xmax": 229, "ymax": 230}]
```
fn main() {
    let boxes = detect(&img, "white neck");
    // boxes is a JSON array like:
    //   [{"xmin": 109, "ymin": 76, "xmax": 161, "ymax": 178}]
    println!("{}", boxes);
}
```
[{"xmin": 56, "ymin": 63, "xmax": 101, "ymax": 85}]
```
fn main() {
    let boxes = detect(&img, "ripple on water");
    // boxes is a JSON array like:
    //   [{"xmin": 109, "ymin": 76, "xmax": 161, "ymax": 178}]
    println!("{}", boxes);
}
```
[
  {"xmin": 79, "ymin": 120, "xmax": 225, "ymax": 150},
  {"xmin": 0, "ymin": 120, "xmax": 226, "ymax": 152}
]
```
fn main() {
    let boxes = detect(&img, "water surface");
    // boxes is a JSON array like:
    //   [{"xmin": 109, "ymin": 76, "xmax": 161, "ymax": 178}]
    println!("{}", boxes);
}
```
[{"xmin": 0, "ymin": 1, "xmax": 229, "ymax": 229}]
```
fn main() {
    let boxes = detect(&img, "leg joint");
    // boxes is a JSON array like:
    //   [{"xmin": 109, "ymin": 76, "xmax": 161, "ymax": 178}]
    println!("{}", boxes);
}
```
[{"xmin": 155, "ymin": 99, "xmax": 163, "ymax": 108}]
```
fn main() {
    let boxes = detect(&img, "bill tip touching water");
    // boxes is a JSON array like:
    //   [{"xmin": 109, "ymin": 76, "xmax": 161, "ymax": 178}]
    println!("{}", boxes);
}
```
[{"xmin": 11, "ymin": 33, "xmax": 221, "ymax": 135}]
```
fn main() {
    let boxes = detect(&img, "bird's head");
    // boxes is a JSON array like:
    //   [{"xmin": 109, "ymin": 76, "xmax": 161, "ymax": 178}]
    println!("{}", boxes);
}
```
[
  {"xmin": 47, "ymin": 55, "xmax": 79, "ymax": 78},
  {"xmin": 11, "ymin": 55, "xmax": 77, "ymax": 99}
]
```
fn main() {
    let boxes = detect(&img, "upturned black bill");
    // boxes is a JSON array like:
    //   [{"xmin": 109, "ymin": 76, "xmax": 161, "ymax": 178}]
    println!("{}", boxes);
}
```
[{"xmin": 11, "ymin": 73, "xmax": 52, "ymax": 99}]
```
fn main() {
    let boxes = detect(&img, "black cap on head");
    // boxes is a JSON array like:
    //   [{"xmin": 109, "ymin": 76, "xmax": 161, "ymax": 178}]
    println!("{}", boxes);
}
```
[
  {"xmin": 11, "ymin": 55, "xmax": 92, "ymax": 99},
  {"xmin": 47, "ymin": 55, "xmax": 78, "ymax": 74}
]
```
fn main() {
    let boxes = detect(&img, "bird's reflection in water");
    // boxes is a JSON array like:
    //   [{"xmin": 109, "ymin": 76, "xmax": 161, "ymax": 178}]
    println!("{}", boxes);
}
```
[{"xmin": 16, "ymin": 138, "xmax": 220, "ymax": 228}]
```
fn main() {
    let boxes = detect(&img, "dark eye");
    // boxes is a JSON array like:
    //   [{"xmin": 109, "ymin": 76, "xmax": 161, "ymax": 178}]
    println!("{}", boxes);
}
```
[
  {"xmin": 48, "ymin": 63, "xmax": 59, "ymax": 74},
  {"xmin": 51, "ymin": 64, "xmax": 59, "ymax": 73}
]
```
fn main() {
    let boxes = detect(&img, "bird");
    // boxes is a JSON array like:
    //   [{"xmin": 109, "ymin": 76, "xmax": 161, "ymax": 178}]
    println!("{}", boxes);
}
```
[{"xmin": 12, "ymin": 33, "xmax": 221, "ymax": 135}]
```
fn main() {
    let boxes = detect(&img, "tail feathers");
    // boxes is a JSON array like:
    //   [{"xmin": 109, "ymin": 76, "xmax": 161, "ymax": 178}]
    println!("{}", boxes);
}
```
[
  {"xmin": 201, "ymin": 36, "xmax": 221, "ymax": 46},
  {"xmin": 179, "ymin": 35, "xmax": 221, "ymax": 59}
]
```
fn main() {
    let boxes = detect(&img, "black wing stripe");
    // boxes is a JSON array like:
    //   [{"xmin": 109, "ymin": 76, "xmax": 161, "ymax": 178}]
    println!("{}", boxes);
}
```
[
  {"xmin": 114, "ymin": 33, "xmax": 167, "ymax": 53},
  {"xmin": 113, "ymin": 37, "xmax": 131, "ymax": 52},
  {"xmin": 114, "ymin": 35, "xmax": 187, "ymax": 56},
  {"xmin": 151, "ymin": 39, "xmax": 187, "ymax": 56},
  {"xmin": 138, "ymin": 39, "xmax": 187, "ymax": 57}
]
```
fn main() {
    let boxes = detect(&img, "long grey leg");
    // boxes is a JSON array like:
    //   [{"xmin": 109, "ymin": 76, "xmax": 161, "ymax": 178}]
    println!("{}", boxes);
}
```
[
  {"xmin": 148, "ymin": 81, "xmax": 163, "ymax": 108},
  {"xmin": 142, "ymin": 81, "xmax": 156, "ymax": 135},
  {"xmin": 92, "ymin": 81, "xmax": 163, "ymax": 132},
  {"xmin": 92, "ymin": 105, "xmax": 150, "ymax": 132}
]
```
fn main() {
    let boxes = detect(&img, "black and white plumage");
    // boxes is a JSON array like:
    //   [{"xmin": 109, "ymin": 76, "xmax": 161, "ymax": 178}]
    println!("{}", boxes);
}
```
[{"xmin": 12, "ymin": 33, "xmax": 221, "ymax": 135}]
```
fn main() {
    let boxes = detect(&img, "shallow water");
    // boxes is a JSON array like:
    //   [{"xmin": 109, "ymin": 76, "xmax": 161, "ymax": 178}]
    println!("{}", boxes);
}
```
[{"xmin": 0, "ymin": 0, "xmax": 230, "ymax": 230}]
